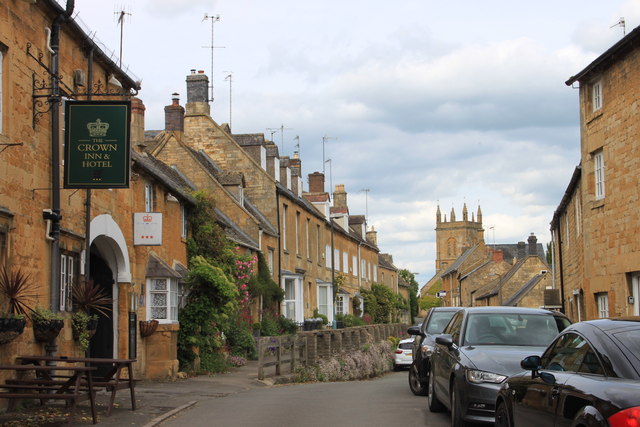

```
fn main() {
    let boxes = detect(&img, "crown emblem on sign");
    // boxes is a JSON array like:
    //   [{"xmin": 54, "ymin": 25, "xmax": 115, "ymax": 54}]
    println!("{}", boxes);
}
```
[
  {"xmin": 143, "ymin": 215, "xmax": 152, "ymax": 222},
  {"xmin": 87, "ymin": 118, "xmax": 109, "ymax": 137}
]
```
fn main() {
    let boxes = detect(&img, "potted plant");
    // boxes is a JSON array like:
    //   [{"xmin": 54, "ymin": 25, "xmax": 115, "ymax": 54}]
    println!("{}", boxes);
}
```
[
  {"xmin": 139, "ymin": 319, "xmax": 159, "ymax": 338},
  {"xmin": 0, "ymin": 264, "xmax": 37, "ymax": 344},
  {"xmin": 31, "ymin": 306, "xmax": 64, "ymax": 343},
  {"xmin": 71, "ymin": 280, "xmax": 111, "ymax": 348}
]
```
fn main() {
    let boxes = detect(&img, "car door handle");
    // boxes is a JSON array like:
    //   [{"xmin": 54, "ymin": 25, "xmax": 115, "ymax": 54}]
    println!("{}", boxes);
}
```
[{"xmin": 551, "ymin": 387, "xmax": 560, "ymax": 398}]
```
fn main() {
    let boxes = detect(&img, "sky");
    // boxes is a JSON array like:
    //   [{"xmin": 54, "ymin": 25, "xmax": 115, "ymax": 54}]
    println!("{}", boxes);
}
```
[{"xmin": 67, "ymin": 0, "xmax": 639, "ymax": 288}]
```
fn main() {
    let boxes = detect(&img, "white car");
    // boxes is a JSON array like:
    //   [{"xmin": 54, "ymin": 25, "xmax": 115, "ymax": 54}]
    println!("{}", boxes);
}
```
[{"xmin": 393, "ymin": 338, "xmax": 413, "ymax": 370}]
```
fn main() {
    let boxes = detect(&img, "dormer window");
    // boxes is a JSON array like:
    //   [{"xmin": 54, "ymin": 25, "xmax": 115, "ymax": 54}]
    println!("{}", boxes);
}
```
[{"xmin": 592, "ymin": 80, "xmax": 602, "ymax": 112}]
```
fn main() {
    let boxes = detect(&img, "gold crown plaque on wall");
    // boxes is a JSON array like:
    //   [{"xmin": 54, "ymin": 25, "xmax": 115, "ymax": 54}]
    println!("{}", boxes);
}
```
[{"xmin": 87, "ymin": 118, "xmax": 110, "ymax": 137}]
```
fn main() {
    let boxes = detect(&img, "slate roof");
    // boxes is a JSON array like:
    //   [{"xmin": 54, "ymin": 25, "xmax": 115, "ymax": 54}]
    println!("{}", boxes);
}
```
[
  {"xmin": 243, "ymin": 198, "xmax": 278, "ymax": 236},
  {"xmin": 232, "ymin": 133, "xmax": 266, "ymax": 147},
  {"xmin": 378, "ymin": 254, "xmax": 397, "ymax": 271},
  {"xmin": 440, "ymin": 245, "xmax": 479, "ymax": 277},
  {"xmin": 213, "ymin": 207, "xmax": 260, "ymax": 251},
  {"xmin": 503, "ymin": 274, "xmax": 545, "ymax": 306},
  {"xmin": 131, "ymin": 151, "xmax": 196, "ymax": 205},
  {"xmin": 146, "ymin": 253, "xmax": 182, "ymax": 279}
]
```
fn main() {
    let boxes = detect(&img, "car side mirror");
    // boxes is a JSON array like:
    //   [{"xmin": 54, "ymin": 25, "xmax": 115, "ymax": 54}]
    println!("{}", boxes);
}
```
[
  {"xmin": 520, "ymin": 355, "xmax": 541, "ymax": 371},
  {"xmin": 435, "ymin": 334, "xmax": 454, "ymax": 348},
  {"xmin": 407, "ymin": 326, "xmax": 423, "ymax": 337}
]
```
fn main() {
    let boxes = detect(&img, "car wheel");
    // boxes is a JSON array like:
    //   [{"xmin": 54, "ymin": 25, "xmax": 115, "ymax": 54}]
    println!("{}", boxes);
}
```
[
  {"xmin": 409, "ymin": 361, "xmax": 428, "ymax": 396},
  {"xmin": 451, "ymin": 382, "xmax": 469, "ymax": 427},
  {"xmin": 495, "ymin": 400, "xmax": 511, "ymax": 427},
  {"xmin": 428, "ymin": 369, "xmax": 445, "ymax": 412}
]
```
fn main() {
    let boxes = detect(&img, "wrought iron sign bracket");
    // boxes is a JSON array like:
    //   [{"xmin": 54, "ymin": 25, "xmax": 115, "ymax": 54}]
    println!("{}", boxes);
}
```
[{"xmin": 27, "ymin": 42, "xmax": 139, "ymax": 128}]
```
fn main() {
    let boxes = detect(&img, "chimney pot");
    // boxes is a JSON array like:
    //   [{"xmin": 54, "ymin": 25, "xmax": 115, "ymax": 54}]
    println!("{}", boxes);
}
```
[{"xmin": 190, "ymin": 69, "xmax": 196, "ymax": 74}]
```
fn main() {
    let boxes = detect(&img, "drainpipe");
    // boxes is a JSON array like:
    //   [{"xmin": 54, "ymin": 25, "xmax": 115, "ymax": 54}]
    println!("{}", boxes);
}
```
[
  {"xmin": 47, "ymin": 0, "xmax": 74, "ymax": 358},
  {"xmin": 555, "ymin": 227, "xmax": 567, "ymax": 314},
  {"xmin": 84, "ymin": 48, "xmax": 93, "ymax": 287},
  {"xmin": 276, "ymin": 189, "xmax": 282, "ymax": 316},
  {"xmin": 330, "ymin": 218, "xmax": 335, "ymax": 327}
]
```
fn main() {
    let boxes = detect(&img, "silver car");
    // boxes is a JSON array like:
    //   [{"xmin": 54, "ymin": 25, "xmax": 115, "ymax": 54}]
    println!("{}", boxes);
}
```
[{"xmin": 427, "ymin": 306, "xmax": 571, "ymax": 426}]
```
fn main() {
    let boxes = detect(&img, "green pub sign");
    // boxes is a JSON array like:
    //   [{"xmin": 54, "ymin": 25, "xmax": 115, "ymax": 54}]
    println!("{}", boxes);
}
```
[{"xmin": 64, "ymin": 101, "xmax": 131, "ymax": 188}]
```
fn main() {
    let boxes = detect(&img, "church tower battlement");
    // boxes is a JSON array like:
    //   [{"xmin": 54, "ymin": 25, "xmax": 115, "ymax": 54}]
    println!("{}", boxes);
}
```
[{"xmin": 435, "ymin": 203, "xmax": 485, "ymax": 273}]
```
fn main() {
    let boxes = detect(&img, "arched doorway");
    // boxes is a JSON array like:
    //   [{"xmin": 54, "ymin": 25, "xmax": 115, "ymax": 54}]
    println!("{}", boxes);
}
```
[{"xmin": 89, "ymin": 252, "xmax": 114, "ymax": 359}]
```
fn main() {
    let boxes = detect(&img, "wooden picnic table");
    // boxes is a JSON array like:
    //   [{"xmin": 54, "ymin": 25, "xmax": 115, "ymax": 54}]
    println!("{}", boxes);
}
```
[
  {"xmin": 0, "ymin": 363, "xmax": 97, "ymax": 424},
  {"xmin": 16, "ymin": 355, "xmax": 137, "ymax": 417}
]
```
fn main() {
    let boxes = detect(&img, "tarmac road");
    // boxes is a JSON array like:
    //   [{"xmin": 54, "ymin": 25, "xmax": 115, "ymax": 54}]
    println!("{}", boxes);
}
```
[{"xmin": 160, "ymin": 369, "xmax": 451, "ymax": 427}]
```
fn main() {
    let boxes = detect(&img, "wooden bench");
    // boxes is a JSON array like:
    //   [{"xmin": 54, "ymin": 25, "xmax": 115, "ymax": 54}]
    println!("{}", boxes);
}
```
[
  {"xmin": 0, "ymin": 364, "xmax": 97, "ymax": 424},
  {"xmin": 16, "ymin": 355, "xmax": 136, "ymax": 416}
]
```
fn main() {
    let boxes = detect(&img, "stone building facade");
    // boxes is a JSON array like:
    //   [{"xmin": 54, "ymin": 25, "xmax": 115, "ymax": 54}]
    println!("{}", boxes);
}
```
[
  {"xmin": 552, "ymin": 25, "xmax": 640, "ymax": 321},
  {"xmin": 0, "ymin": 0, "xmax": 192, "ymax": 380}
]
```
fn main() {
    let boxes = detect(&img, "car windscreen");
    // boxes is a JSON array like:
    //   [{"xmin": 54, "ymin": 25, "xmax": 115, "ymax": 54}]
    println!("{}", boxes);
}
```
[
  {"xmin": 399, "ymin": 342, "xmax": 413, "ymax": 350},
  {"xmin": 464, "ymin": 313, "xmax": 563, "ymax": 346},
  {"xmin": 426, "ymin": 311, "xmax": 456, "ymax": 334}
]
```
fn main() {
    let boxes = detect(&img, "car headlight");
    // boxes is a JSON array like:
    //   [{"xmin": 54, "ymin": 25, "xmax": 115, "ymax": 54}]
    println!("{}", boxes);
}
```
[
  {"xmin": 421, "ymin": 344, "xmax": 434, "ymax": 356},
  {"xmin": 466, "ymin": 370, "xmax": 507, "ymax": 384}
]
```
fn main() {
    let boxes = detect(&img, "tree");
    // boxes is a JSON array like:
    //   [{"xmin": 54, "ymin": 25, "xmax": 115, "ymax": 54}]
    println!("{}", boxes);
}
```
[{"xmin": 399, "ymin": 269, "xmax": 420, "ymax": 323}]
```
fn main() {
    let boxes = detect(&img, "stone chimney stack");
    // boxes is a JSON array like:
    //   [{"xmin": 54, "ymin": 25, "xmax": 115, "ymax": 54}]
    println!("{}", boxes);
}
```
[
  {"xmin": 333, "ymin": 184, "xmax": 347, "ymax": 209},
  {"xmin": 309, "ymin": 172, "xmax": 325, "ymax": 193},
  {"xmin": 517, "ymin": 241, "xmax": 526, "ymax": 259},
  {"xmin": 164, "ymin": 93, "xmax": 185, "ymax": 132},
  {"xmin": 528, "ymin": 233, "xmax": 538, "ymax": 256},
  {"xmin": 130, "ymin": 97, "xmax": 146, "ymax": 152},
  {"xmin": 185, "ymin": 69, "xmax": 210, "ymax": 117},
  {"xmin": 366, "ymin": 226, "xmax": 378, "ymax": 246}
]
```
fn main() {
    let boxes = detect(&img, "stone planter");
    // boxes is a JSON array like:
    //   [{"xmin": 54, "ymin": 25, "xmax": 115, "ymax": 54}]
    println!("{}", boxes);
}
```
[
  {"xmin": 0, "ymin": 317, "xmax": 26, "ymax": 344},
  {"xmin": 33, "ymin": 319, "xmax": 64, "ymax": 343}
]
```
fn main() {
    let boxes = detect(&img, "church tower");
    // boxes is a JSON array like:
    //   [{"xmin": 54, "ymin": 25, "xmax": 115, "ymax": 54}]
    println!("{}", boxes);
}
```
[{"xmin": 434, "ymin": 203, "xmax": 485, "ymax": 273}]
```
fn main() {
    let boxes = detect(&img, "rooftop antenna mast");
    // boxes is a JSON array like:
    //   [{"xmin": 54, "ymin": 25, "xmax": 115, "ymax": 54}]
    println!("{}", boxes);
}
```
[
  {"xmin": 361, "ymin": 188, "xmax": 370, "ymax": 225},
  {"xmin": 293, "ymin": 135, "xmax": 300, "ymax": 156},
  {"xmin": 202, "ymin": 14, "xmax": 224, "ymax": 102},
  {"xmin": 322, "ymin": 135, "xmax": 336, "ymax": 174},
  {"xmin": 325, "ymin": 159, "xmax": 333, "ymax": 195},
  {"xmin": 224, "ymin": 72, "xmax": 233, "ymax": 129},
  {"xmin": 268, "ymin": 125, "xmax": 292, "ymax": 153},
  {"xmin": 610, "ymin": 17, "xmax": 626, "ymax": 35},
  {"xmin": 115, "ymin": 7, "xmax": 132, "ymax": 68}
]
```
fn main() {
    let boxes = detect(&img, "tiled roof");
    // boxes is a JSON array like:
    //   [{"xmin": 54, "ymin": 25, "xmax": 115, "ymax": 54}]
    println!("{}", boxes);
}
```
[
  {"xmin": 440, "ymin": 245, "xmax": 479, "ymax": 277},
  {"xmin": 213, "ymin": 208, "xmax": 260, "ymax": 251}
]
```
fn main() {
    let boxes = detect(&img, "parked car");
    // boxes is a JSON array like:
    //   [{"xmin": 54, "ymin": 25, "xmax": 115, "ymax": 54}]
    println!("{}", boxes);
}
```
[
  {"xmin": 495, "ymin": 317, "xmax": 640, "ymax": 427},
  {"xmin": 394, "ymin": 338, "xmax": 414, "ymax": 370},
  {"xmin": 406, "ymin": 307, "xmax": 461, "ymax": 395},
  {"xmin": 428, "ymin": 306, "xmax": 571, "ymax": 426}
]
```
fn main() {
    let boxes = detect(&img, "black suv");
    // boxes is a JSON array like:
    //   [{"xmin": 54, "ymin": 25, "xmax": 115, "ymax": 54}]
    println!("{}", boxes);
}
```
[{"xmin": 406, "ymin": 307, "xmax": 460, "ymax": 395}]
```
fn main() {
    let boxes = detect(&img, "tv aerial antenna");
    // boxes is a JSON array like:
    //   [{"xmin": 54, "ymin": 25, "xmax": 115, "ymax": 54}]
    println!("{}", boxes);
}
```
[
  {"xmin": 202, "ymin": 14, "xmax": 225, "ymax": 102},
  {"xmin": 321, "ymin": 135, "xmax": 336, "ymax": 174},
  {"xmin": 224, "ymin": 72, "xmax": 233, "ymax": 129},
  {"xmin": 267, "ymin": 125, "xmax": 292, "ymax": 153},
  {"xmin": 610, "ymin": 17, "xmax": 626, "ymax": 35},
  {"xmin": 114, "ymin": 6, "xmax": 132, "ymax": 68}
]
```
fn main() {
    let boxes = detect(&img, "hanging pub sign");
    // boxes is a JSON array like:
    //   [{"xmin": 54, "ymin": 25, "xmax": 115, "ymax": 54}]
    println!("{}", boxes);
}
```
[
  {"xmin": 64, "ymin": 100, "xmax": 131, "ymax": 188},
  {"xmin": 133, "ymin": 212, "xmax": 162, "ymax": 246}
]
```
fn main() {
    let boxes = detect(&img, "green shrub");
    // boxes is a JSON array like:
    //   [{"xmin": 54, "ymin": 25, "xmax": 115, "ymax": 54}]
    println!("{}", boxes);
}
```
[{"xmin": 226, "ymin": 320, "xmax": 257, "ymax": 359}]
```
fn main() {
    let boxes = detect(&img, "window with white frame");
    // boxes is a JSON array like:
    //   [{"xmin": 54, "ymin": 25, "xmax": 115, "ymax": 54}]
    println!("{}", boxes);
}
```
[
  {"xmin": 352, "ymin": 255, "xmax": 358, "ymax": 277},
  {"xmin": 334, "ymin": 248, "xmax": 340, "ymax": 271},
  {"xmin": 361, "ymin": 259, "xmax": 366, "ymax": 279},
  {"xmin": 180, "ymin": 204, "xmax": 187, "ymax": 238},
  {"xmin": 373, "ymin": 264, "xmax": 377, "ymax": 282},
  {"xmin": 316, "ymin": 225, "xmax": 321, "ymax": 263},
  {"xmin": 282, "ymin": 204, "xmax": 288, "ymax": 251},
  {"xmin": 564, "ymin": 214, "xmax": 570, "ymax": 248},
  {"xmin": 283, "ymin": 276, "xmax": 303, "ymax": 321},
  {"xmin": 144, "ymin": 183, "xmax": 154, "ymax": 212},
  {"xmin": 295, "ymin": 211, "xmax": 300, "ymax": 255},
  {"xmin": 60, "ymin": 253, "xmax": 77, "ymax": 311},
  {"xmin": 325, "ymin": 245, "xmax": 331, "ymax": 268},
  {"xmin": 592, "ymin": 80, "xmax": 602, "ymax": 112},
  {"xmin": 596, "ymin": 293, "xmax": 609, "ymax": 318},
  {"xmin": 306, "ymin": 219, "xmax": 310, "ymax": 259},
  {"xmin": 318, "ymin": 284, "xmax": 329, "ymax": 317},
  {"xmin": 335, "ymin": 295, "xmax": 345, "ymax": 316},
  {"xmin": 148, "ymin": 277, "xmax": 179, "ymax": 322},
  {"xmin": 268, "ymin": 248, "xmax": 274, "ymax": 273},
  {"xmin": 594, "ymin": 149, "xmax": 605, "ymax": 200},
  {"xmin": 343, "ymin": 252, "xmax": 348, "ymax": 273}
]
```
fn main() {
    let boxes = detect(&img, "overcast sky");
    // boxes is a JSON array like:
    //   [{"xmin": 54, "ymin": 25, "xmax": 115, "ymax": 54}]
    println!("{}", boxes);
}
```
[{"xmin": 69, "ymin": 0, "xmax": 638, "ymax": 288}]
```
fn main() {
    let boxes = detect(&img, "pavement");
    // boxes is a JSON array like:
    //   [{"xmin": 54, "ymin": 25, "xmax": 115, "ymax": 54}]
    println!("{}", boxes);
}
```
[{"xmin": 0, "ymin": 360, "xmax": 277, "ymax": 427}]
